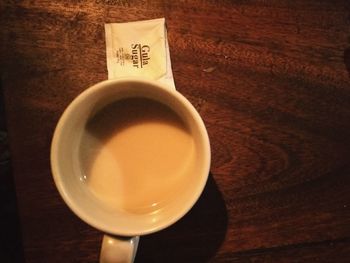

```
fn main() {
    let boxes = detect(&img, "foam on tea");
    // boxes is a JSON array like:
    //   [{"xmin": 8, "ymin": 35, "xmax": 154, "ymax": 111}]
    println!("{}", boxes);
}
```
[{"xmin": 79, "ymin": 97, "xmax": 195, "ymax": 214}]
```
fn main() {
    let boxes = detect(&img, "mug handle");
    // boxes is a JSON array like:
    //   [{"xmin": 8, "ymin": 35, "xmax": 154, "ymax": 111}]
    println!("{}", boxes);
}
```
[{"xmin": 100, "ymin": 235, "xmax": 140, "ymax": 263}]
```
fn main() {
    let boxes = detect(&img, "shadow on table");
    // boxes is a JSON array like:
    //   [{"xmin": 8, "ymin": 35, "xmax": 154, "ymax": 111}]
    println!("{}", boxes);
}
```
[
  {"xmin": 344, "ymin": 13, "xmax": 350, "ymax": 78},
  {"xmin": 0, "ymin": 82, "xmax": 24, "ymax": 262},
  {"xmin": 136, "ymin": 174, "xmax": 228, "ymax": 263},
  {"xmin": 345, "ymin": 48, "xmax": 350, "ymax": 79}
]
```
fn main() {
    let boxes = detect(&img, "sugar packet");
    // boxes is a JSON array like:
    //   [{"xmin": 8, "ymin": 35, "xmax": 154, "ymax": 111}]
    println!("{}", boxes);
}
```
[{"xmin": 105, "ymin": 18, "xmax": 175, "ymax": 89}]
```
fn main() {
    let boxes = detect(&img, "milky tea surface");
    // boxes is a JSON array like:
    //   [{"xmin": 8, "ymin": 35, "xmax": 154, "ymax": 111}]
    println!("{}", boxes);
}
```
[{"xmin": 80, "ymin": 98, "xmax": 195, "ymax": 214}]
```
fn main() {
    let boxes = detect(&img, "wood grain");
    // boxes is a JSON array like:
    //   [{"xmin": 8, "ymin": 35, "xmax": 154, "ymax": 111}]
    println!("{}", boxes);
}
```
[{"xmin": 1, "ymin": 0, "xmax": 350, "ymax": 262}]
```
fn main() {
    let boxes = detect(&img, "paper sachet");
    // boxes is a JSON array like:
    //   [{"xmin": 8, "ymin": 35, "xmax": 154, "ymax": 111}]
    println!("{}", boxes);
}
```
[{"xmin": 105, "ymin": 18, "xmax": 175, "ymax": 89}]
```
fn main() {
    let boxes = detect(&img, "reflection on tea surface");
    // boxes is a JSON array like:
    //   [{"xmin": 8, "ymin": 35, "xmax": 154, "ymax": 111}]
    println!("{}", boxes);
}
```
[{"xmin": 80, "ymin": 98, "xmax": 195, "ymax": 214}]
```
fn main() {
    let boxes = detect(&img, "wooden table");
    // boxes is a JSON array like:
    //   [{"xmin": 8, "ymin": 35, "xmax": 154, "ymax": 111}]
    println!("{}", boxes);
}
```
[{"xmin": 1, "ymin": 1, "xmax": 350, "ymax": 262}]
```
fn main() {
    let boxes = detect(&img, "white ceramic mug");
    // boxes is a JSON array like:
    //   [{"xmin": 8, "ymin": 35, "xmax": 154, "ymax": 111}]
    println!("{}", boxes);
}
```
[{"xmin": 50, "ymin": 78, "xmax": 211, "ymax": 263}]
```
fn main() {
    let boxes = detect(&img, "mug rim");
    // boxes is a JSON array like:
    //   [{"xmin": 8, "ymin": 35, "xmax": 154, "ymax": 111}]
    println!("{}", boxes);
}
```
[{"xmin": 50, "ymin": 77, "xmax": 211, "ymax": 236}]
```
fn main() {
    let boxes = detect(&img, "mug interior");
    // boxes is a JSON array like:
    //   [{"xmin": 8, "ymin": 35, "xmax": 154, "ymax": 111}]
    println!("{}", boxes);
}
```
[{"xmin": 51, "ymin": 79, "xmax": 210, "ymax": 236}]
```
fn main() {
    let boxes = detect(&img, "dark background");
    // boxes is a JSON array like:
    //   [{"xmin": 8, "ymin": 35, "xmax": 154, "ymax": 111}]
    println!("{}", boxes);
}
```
[{"xmin": 0, "ymin": 84, "xmax": 23, "ymax": 262}]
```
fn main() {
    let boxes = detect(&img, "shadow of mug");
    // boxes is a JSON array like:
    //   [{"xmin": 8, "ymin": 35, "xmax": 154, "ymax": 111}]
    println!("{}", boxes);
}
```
[
  {"xmin": 344, "ymin": 48, "xmax": 350, "ymax": 78},
  {"xmin": 136, "ymin": 174, "xmax": 228, "ymax": 263},
  {"xmin": 344, "ymin": 13, "xmax": 350, "ymax": 78}
]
